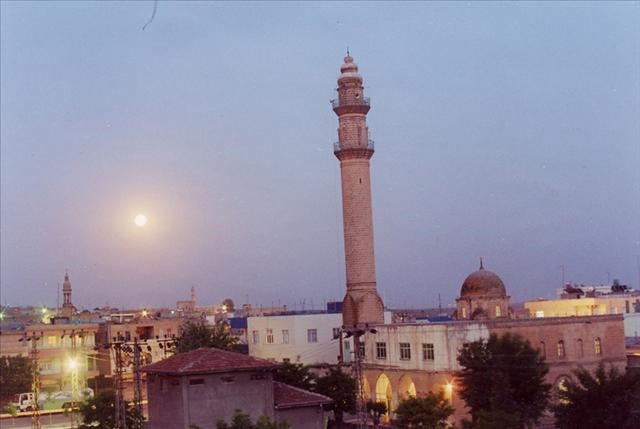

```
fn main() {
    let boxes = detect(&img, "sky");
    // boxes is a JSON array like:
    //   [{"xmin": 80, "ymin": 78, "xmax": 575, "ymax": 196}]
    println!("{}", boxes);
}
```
[{"xmin": 1, "ymin": 1, "xmax": 639, "ymax": 311}]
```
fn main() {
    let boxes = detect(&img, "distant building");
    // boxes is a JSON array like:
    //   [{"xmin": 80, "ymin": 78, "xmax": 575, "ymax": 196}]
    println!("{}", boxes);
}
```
[
  {"xmin": 248, "ymin": 303, "xmax": 391, "ymax": 365},
  {"xmin": 0, "ymin": 322, "xmax": 100, "ymax": 391},
  {"xmin": 142, "ymin": 348, "xmax": 332, "ymax": 429}
]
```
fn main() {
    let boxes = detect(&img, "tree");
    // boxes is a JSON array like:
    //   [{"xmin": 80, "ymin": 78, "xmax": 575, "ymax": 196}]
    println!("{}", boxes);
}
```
[
  {"xmin": 553, "ymin": 363, "xmax": 640, "ymax": 429},
  {"xmin": 457, "ymin": 333, "xmax": 551, "ymax": 429},
  {"xmin": 273, "ymin": 362, "xmax": 317, "ymax": 391},
  {"xmin": 79, "ymin": 390, "xmax": 140, "ymax": 429},
  {"xmin": 222, "ymin": 298, "xmax": 235, "ymax": 313},
  {"xmin": 315, "ymin": 366, "xmax": 356, "ymax": 427},
  {"xmin": 216, "ymin": 409, "xmax": 289, "ymax": 429},
  {"xmin": 175, "ymin": 320, "xmax": 238, "ymax": 353},
  {"xmin": 366, "ymin": 400, "xmax": 387, "ymax": 428},
  {"xmin": 394, "ymin": 392, "xmax": 454, "ymax": 429},
  {"xmin": 0, "ymin": 356, "xmax": 32, "ymax": 397}
]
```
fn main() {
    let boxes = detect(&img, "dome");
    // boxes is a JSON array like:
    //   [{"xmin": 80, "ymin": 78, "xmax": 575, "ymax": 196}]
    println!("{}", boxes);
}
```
[{"xmin": 460, "ymin": 261, "xmax": 507, "ymax": 299}]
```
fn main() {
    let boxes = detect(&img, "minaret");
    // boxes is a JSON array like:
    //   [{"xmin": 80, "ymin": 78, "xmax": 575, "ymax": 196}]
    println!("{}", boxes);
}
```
[
  {"xmin": 61, "ymin": 271, "xmax": 75, "ymax": 318},
  {"xmin": 332, "ymin": 54, "xmax": 384, "ymax": 328}
]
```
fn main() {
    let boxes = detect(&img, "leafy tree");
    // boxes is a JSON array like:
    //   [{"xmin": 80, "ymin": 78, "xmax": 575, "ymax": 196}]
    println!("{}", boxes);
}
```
[
  {"xmin": 315, "ymin": 366, "xmax": 356, "ymax": 427},
  {"xmin": 461, "ymin": 409, "xmax": 520, "ymax": 429},
  {"xmin": 79, "ymin": 390, "xmax": 140, "ymax": 429},
  {"xmin": 457, "ymin": 333, "xmax": 551, "ymax": 429},
  {"xmin": 175, "ymin": 320, "xmax": 238, "ymax": 353},
  {"xmin": 366, "ymin": 400, "xmax": 387, "ymax": 427},
  {"xmin": 222, "ymin": 298, "xmax": 235, "ymax": 313},
  {"xmin": 394, "ymin": 392, "xmax": 454, "ymax": 429},
  {"xmin": 0, "ymin": 355, "xmax": 32, "ymax": 397},
  {"xmin": 273, "ymin": 362, "xmax": 317, "ymax": 391},
  {"xmin": 216, "ymin": 409, "xmax": 289, "ymax": 429},
  {"xmin": 553, "ymin": 363, "xmax": 640, "ymax": 429}
]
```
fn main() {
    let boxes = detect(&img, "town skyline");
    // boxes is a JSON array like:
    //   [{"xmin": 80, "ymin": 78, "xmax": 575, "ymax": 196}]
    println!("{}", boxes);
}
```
[{"xmin": 1, "ymin": 2, "xmax": 639, "ymax": 309}]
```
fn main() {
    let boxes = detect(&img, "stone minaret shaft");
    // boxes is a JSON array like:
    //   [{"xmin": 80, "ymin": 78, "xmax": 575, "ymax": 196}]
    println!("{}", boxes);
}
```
[
  {"xmin": 333, "ymin": 55, "xmax": 384, "ymax": 328},
  {"xmin": 61, "ymin": 271, "xmax": 74, "ymax": 318}
]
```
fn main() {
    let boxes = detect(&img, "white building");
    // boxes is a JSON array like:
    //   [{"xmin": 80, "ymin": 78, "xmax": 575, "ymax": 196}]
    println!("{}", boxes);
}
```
[{"xmin": 248, "ymin": 310, "xmax": 391, "ymax": 365}]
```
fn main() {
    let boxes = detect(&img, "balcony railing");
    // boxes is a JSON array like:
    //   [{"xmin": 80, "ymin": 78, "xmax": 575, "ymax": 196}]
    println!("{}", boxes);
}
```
[
  {"xmin": 333, "ymin": 139, "xmax": 375, "ymax": 152},
  {"xmin": 330, "ymin": 97, "xmax": 370, "ymax": 109}
]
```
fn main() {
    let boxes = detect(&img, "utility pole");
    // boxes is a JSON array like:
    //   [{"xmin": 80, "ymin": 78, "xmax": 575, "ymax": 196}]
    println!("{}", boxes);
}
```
[
  {"xmin": 132, "ymin": 338, "xmax": 144, "ymax": 429},
  {"xmin": 20, "ymin": 331, "xmax": 42, "ymax": 429},
  {"xmin": 343, "ymin": 325, "xmax": 377, "ymax": 429}
]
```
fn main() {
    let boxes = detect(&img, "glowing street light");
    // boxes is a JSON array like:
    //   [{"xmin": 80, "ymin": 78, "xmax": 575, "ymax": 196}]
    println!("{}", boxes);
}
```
[{"xmin": 67, "ymin": 357, "xmax": 79, "ymax": 371}]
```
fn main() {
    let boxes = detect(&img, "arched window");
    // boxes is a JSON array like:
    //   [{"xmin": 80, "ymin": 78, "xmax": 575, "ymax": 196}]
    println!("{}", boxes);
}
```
[
  {"xmin": 495, "ymin": 305, "xmax": 501, "ymax": 317},
  {"xmin": 577, "ymin": 339, "xmax": 584, "ymax": 358},
  {"xmin": 461, "ymin": 307, "xmax": 467, "ymax": 319},
  {"xmin": 540, "ymin": 341, "xmax": 546, "ymax": 359},
  {"xmin": 557, "ymin": 340, "xmax": 565, "ymax": 358},
  {"xmin": 594, "ymin": 337, "xmax": 602, "ymax": 356}
]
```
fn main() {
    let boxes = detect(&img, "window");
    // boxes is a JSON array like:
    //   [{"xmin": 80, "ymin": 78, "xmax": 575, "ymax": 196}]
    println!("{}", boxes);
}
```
[
  {"xmin": 535, "ymin": 310, "xmax": 545, "ymax": 318},
  {"xmin": 557, "ymin": 341, "xmax": 565, "ymax": 358},
  {"xmin": 577, "ymin": 339, "xmax": 584, "ymax": 358},
  {"xmin": 307, "ymin": 329, "xmax": 318, "ymax": 343},
  {"xmin": 399, "ymin": 343, "xmax": 411, "ymax": 360},
  {"xmin": 422, "ymin": 343, "xmax": 435, "ymax": 361},
  {"xmin": 495, "ymin": 305, "xmax": 501, "ymax": 317},
  {"xmin": 221, "ymin": 376, "xmax": 235, "ymax": 384},
  {"xmin": 333, "ymin": 327, "xmax": 341, "ymax": 339},
  {"xmin": 540, "ymin": 341, "xmax": 546, "ymax": 359},
  {"xmin": 358, "ymin": 342, "xmax": 365, "ymax": 359},
  {"xmin": 376, "ymin": 342, "xmax": 387, "ymax": 360},
  {"xmin": 461, "ymin": 307, "xmax": 467, "ymax": 318},
  {"xmin": 626, "ymin": 300, "xmax": 630, "ymax": 313},
  {"xmin": 252, "ymin": 330, "xmax": 260, "ymax": 345},
  {"xmin": 189, "ymin": 378, "xmax": 204, "ymax": 386},
  {"xmin": 594, "ymin": 337, "xmax": 602, "ymax": 355},
  {"xmin": 87, "ymin": 356, "xmax": 96, "ymax": 371},
  {"xmin": 266, "ymin": 329, "xmax": 274, "ymax": 344},
  {"xmin": 47, "ymin": 336, "xmax": 57, "ymax": 348},
  {"xmin": 282, "ymin": 358, "xmax": 290, "ymax": 363},
  {"xmin": 282, "ymin": 330, "xmax": 289, "ymax": 344}
]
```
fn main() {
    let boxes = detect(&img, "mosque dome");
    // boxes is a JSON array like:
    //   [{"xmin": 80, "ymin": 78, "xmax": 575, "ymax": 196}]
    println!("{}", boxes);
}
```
[{"xmin": 460, "ymin": 261, "xmax": 507, "ymax": 299}]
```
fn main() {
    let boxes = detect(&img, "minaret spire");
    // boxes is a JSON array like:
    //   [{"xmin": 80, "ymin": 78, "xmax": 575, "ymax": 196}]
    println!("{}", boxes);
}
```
[{"xmin": 332, "ymin": 54, "xmax": 384, "ymax": 328}]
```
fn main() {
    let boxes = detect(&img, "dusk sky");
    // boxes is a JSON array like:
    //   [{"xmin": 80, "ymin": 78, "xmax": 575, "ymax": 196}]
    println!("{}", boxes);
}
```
[{"xmin": 1, "ymin": 1, "xmax": 639, "ymax": 311}]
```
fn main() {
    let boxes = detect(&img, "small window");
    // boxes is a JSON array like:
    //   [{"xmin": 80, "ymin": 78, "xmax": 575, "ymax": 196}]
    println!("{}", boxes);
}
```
[
  {"xmin": 252, "ymin": 330, "xmax": 260, "ymax": 345},
  {"xmin": 422, "ymin": 343, "xmax": 435, "ymax": 361},
  {"xmin": 282, "ymin": 358, "xmax": 290, "ymax": 363},
  {"xmin": 495, "ymin": 305, "xmax": 501, "ymax": 317},
  {"xmin": 399, "ymin": 343, "xmax": 411, "ymax": 360},
  {"xmin": 594, "ymin": 337, "xmax": 602, "ymax": 356},
  {"xmin": 333, "ymin": 328, "xmax": 341, "ymax": 339},
  {"xmin": 540, "ymin": 341, "xmax": 546, "ymax": 359},
  {"xmin": 358, "ymin": 342, "xmax": 365, "ymax": 359},
  {"xmin": 250, "ymin": 373, "xmax": 268, "ymax": 380},
  {"xmin": 221, "ymin": 376, "xmax": 235, "ymax": 384},
  {"xmin": 189, "ymin": 378, "xmax": 204, "ymax": 386},
  {"xmin": 535, "ymin": 310, "xmax": 545, "ymax": 318},
  {"xmin": 461, "ymin": 307, "xmax": 467, "ymax": 319},
  {"xmin": 307, "ymin": 329, "xmax": 318, "ymax": 343},
  {"xmin": 282, "ymin": 330, "xmax": 289, "ymax": 344},
  {"xmin": 557, "ymin": 341, "xmax": 565, "ymax": 358},
  {"xmin": 577, "ymin": 339, "xmax": 584, "ymax": 358},
  {"xmin": 266, "ymin": 329, "xmax": 274, "ymax": 344},
  {"xmin": 376, "ymin": 342, "xmax": 387, "ymax": 360}
]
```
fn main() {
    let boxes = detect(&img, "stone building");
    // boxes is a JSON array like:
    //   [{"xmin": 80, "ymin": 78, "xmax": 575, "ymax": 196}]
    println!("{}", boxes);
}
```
[
  {"xmin": 358, "ymin": 264, "xmax": 627, "ymax": 426},
  {"xmin": 143, "ymin": 348, "xmax": 331, "ymax": 429}
]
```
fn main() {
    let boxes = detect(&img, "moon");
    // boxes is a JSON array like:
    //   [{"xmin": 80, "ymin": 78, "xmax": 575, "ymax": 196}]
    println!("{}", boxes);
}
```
[{"xmin": 134, "ymin": 214, "xmax": 148, "ymax": 227}]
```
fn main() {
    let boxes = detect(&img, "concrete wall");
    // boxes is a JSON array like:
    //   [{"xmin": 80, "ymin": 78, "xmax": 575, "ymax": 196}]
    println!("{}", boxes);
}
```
[
  {"xmin": 276, "ymin": 406, "xmax": 327, "ymax": 429},
  {"xmin": 248, "ymin": 313, "xmax": 350, "ymax": 365},
  {"xmin": 146, "ymin": 371, "xmax": 274, "ymax": 429}
]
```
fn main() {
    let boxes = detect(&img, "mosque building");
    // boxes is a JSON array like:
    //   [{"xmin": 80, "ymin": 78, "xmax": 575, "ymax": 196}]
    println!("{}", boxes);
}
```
[{"xmin": 328, "ymin": 55, "xmax": 628, "ymax": 426}]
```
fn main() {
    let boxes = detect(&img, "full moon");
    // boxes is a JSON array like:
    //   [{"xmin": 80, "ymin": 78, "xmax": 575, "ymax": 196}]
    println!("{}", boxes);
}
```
[{"xmin": 134, "ymin": 214, "xmax": 147, "ymax": 227}]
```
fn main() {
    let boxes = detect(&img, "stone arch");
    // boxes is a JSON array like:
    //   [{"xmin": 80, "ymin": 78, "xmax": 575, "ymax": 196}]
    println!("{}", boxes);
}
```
[
  {"xmin": 553, "ymin": 374, "xmax": 572, "ymax": 404},
  {"xmin": 361, "ymin": 376, "xmax": 371, "ymax": 402},
  {"xmin": 397, "ymin": 374, "xmax": 416, "ymax": 401},
  {"xmin": 375, "ymin": 373, "xmax": 393, "ymax": 414}
]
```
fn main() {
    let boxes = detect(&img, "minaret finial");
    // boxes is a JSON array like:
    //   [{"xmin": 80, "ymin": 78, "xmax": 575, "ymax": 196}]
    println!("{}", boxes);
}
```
[
  {"xmin": 479, "ymin": 258, "xmax": 484, "ymax": 270},
  {"xmin": 346, "ymin": 46, "xmax": 349, "ymax": 56}
]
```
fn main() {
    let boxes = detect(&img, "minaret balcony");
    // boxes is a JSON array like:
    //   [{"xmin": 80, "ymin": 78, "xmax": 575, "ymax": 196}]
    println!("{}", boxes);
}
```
[
  {"xmin": 334, "ymin": 139, "xmax": 375, "ymax": 153},
  {"xmin": 331, "ymin": 97, "xmax": 371, "ymax": 115}
]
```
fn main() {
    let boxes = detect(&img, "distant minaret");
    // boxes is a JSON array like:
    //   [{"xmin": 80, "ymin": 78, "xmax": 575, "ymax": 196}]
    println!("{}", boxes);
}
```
[
  {"xmin": 191, "ymin": 286, "xmax": 196, "ymax": 306},
  {"xmin": 332, "ymin": 54, "xmax": 384, "ymax": 328},
  {"xmin": 61, "ymin": 271, "xmax": 75, "ymax": 318}
]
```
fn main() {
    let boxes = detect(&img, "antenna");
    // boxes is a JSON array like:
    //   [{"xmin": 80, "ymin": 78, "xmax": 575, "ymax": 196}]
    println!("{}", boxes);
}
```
[{"xmin": 438, "ymin": 293, "xmax": 442, "ymax": 314}]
